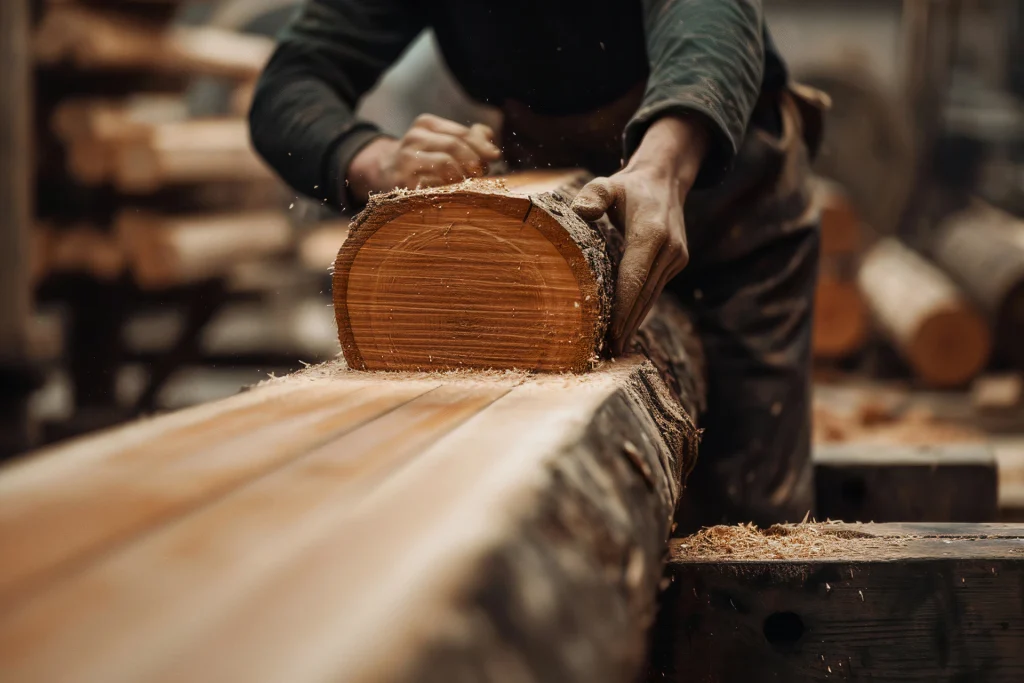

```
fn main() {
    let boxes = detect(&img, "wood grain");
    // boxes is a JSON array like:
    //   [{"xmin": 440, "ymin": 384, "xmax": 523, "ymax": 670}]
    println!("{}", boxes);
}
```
[
  {"xmin": 334, "ymin": 170, "xmax": 614, "ymax": 373},
  {"xmin": 0, "ymin": 353, "xmax": 701, "ymax": 683}
]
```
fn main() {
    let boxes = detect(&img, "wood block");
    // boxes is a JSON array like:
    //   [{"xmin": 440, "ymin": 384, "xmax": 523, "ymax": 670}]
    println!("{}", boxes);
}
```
[
  {"xmin": 651, "ymin": 522, "xmax": 1024, "ymax": 682},
  {"xmin": 814, "ymin": 443, "xmax": 998, "ymax": 522},
  {"xmin": 0, "ymin": 354, "xmax": 699, "ymax": 683}
]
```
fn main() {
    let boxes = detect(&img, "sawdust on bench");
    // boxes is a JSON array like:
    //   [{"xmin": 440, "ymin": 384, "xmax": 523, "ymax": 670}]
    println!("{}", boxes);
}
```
[{"xmin": 674, "ymin": 523, "xmax": 909, "ymax": 561}]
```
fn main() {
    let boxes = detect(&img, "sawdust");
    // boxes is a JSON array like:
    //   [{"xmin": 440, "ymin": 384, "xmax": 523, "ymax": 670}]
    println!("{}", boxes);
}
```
[
  {"xmin": 673, "ymin": 522, "xmax": 909, "ymax": 561},
  {"xmin": 813, "ymin": 401, "xmax": 983, "ymax": 445}
]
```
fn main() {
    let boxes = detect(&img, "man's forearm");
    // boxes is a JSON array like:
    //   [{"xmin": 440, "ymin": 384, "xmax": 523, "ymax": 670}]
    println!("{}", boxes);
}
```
[
  {"xmin": 624, "ymin": 114, "xmax": 709, "ymax": 194},
  {"xmin": 628, "ymin": 0, "xmax": 765, "ymax": 187}
]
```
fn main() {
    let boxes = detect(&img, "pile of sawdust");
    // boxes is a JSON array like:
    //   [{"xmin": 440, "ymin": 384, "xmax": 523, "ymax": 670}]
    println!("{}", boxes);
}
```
[
  {"xmin": 813, "ymin": 401, "xmax": 983, "ymax": 445},
  {"xmin": 673, "ymin": 522, "xmax": 908, "ymax": 561}
]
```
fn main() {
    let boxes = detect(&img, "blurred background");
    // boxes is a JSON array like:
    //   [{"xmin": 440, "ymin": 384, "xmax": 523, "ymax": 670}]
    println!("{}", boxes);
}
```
[{"xmin": 5, "ymin": 0, "xmax": 1024, "ymax": 517}]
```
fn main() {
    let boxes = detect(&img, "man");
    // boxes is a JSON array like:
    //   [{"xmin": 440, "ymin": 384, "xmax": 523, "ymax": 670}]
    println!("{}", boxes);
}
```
[{"xmin": 250, "ymin": 0, "xmax": 826, "ymax": 527}]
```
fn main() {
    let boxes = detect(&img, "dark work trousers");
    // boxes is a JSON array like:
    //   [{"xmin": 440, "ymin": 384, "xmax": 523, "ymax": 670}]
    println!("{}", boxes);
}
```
[
  {"xmin": 503, "ymin": 86, "xmax": 824, "ymax": 529},
  {"xmin": 673, "ymin": 90, "xmax": 821, "ymax": 529}
]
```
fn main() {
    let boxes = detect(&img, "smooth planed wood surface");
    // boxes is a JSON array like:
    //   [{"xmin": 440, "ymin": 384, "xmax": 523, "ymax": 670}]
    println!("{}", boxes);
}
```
[
  {"xmin": 652, "ymin": 522, "xmax": 1024, "ymax": 682},
  {"xmin": 334, "ymin": 170, "xmax": 615, "ymax": 373},
  {"xmin": 0, "ymin": 346, "xmax": 701, "ymax": 682}
]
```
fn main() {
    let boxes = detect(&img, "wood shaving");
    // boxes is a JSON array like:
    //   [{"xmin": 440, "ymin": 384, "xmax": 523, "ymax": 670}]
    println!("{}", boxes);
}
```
[{"xmin": 673, "ymin": 522, "xmax": 908, "ymax": 561}]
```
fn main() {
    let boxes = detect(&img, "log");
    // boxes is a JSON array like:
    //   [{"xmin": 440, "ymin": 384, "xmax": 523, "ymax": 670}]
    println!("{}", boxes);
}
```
[
  {"xmin": 334, "ymin": 170, "xmax": 618, "ymax": 372},
  {"xmin": 112, "ymin": 118, "xmax": 274, "ymax": 194},
  {"xmin": 814, "ymin": 443, "xmax": 998, "ymax": 522},
  {"xmin": 811, "ymin": 179, "xmax": 869, "ymax": 359},
  {"xmin": 858, "ymin": 238, "xmax": 991, "ymax": 387},
  {"xmin": 812, "ymin": 177, "xmax": 863, "ymax": 255},
  {"xmin": 931, "ymin": 201, "xmax": 1024, "ymax": 369},
  {"xmin": 37, "ymin": 224, "xmax": 127, "ymax": 281},
  {"xmin": 0, "ymin": 332, "xmax": 702, "ymax": 682},
  {"xmin": 812, "ymin": 271, "xmax": 869, "ymax": 359},
  {"xmin": 51, "ymin": 95, "xmax": 187, "ymax": 143},
  {"xmin": 652, "ymin": 522, "xmax": 1024, "ymax": 682},
  {"xmin": 116, "ymin": 209, "xmax": 293, "ymax": 289},
  {"xmin": 34, "ymin": 5, "xmax": 273, "ymax": 79}
]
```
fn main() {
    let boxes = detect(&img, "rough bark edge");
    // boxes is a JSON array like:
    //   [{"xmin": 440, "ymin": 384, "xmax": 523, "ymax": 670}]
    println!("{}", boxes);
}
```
[
  {"xmin": 332, "ymin": 174, "xmax": 614, "ymax": 372},
  {"xmin": 397, "ymin": 360, "xmax": 700, "ymax": 683}
]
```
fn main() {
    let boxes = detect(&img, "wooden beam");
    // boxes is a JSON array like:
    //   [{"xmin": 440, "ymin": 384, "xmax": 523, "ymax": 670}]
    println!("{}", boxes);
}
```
[
  {"xmin": 652, "ymin": 522, "xmax": 1024, "ymax": 682},
  {"xmin": 115, "ymin": 209, "xmax": 293, "ymax": 289},
  {"xmin": 0, "ymin": 347, "xmax": 700, "ymax": 682},
  {"xmin": 858, "ymin": 237, "xmax": 991, "ymax": 387},
  {"xmin": 814, "ymin": 443, "xmax": 998, "ymax": 522},
  {"xmin": 34, "ymin": 5, "xmax": 273, "ymax": 79},
  {"xmin": 111, "ymin": 119, "xmax": 274, "ymax": 194},
  {"xmin": 334, "ymin": 170, "xmax": 622, "ymax": 372}
]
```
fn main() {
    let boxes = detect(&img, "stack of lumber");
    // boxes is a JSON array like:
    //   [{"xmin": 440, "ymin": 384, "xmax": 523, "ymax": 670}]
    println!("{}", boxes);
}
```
[
  {"xmin": 811, "ymin": 179, "xmax": 869, "ymax": 359},
  {"xmin": 34, "ymin": 0, "xmax": 286, "ymax": 291},
  {"xmin": 0, "ymin": 170, "xmax": 705, "ymax": 682}
]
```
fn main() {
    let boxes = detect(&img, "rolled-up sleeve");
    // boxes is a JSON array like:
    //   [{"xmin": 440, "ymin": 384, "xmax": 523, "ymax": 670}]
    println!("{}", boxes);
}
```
[
  {"xmin": 625, "ymin": 0, "xmax": 765, "ymax": 188},
  {"xmin": 249, "ymin": 0, "xmax": 425, "ymax": 209}
]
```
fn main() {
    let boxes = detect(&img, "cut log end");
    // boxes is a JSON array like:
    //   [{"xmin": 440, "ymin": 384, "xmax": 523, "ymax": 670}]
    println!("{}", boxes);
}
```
[
  {"xmin": 906, "ymin": 306, "xmax": 991, "ymax": 387},
  {"xmin": 813, "ymin": 275, "xmax": 869, "ymax": 358},
  {"xmin": 333, "ymin": 171, "xmax": 612, "ymax": 373}
]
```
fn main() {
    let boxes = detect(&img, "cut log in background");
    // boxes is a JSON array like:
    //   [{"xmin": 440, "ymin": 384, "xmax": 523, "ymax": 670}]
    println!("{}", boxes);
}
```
[
  {"xmin": 931, "ymin": 201, "xmax": 1024, "ymax": 370},
  {"xmin": 858, "ymin": 237, "xmax": 991, "ymax": 387},
  {"xmin": 115, "ymin": 209, "xmax": 294, "ymax": 289},
  {"xmin": 811, "ymin": 179, "xmax": 870, "ymax": 360},
  {"xmin": 334, "ymin": 170, "xmax": 620, "ymax": 373}
]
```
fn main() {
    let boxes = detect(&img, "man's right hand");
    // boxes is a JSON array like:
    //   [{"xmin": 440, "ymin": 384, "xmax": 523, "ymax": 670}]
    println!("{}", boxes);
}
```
[{"xmin": 347, "ymin": 113, "xmax": 502, "ymax": 203}]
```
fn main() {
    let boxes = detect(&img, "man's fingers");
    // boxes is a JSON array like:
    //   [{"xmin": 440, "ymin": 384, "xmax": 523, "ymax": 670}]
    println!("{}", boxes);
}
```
[
  {"xmin": 411, "ymin": 152, "xmax": 465, "ymax": 185},
  {"xmin": 409, "ymin": 130, "xmax": 486, "ymax": 177},
  {"xmin": 615, "ymin": 248, "xmax": 682, "ymax": 354},
  {"xmin": 609, "ymin": 235, "xmax": 663, "ymax": 353},
  {"xmin": 571, "ymin": 177, "xmax": 617, "ymax": 222},
  {"xmin": 413, "ymin": 114, "xmax": 501, "ymax": 162},
  {"xmin": 467, "ymin": 123, "xmax": 502, "ymax": 161}
]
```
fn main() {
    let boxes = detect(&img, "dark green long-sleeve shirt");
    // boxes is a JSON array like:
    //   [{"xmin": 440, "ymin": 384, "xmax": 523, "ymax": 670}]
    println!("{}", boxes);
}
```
[{"xmin": 249, "ymin": 0, "xmax": 786, "ymax": 208}]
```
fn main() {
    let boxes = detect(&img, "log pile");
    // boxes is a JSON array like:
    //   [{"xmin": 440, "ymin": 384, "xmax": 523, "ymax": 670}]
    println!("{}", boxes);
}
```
[
  {"xmin": 35, "ymin": 0, "xmax": 283, "ymax": 292},
  {"xmin": 0, "ymin": 172, "xmax": 705, "ymax": 681}
]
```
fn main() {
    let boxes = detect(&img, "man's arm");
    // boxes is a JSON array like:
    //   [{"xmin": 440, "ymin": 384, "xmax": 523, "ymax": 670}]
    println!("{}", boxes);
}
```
[
  {"xmin": 572, "ymin": 0, "xmax": 766, "ymax": 355},
  {"xmin": 248, "ymin": 0, "xmax": 425, "ymax": 209}
]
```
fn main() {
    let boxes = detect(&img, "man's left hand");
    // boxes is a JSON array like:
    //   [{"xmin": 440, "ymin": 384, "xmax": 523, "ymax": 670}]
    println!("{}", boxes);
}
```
[{"xmin": 570, "ymin": 115, "xmax": 708, "ymax": 355}]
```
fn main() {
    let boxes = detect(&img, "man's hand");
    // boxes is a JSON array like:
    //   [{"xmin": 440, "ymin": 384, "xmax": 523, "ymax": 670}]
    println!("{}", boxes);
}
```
[
  {"xmin": 347, "ymin": 114, "xmax": 502, "ymax": 203},
  {"xmin": 571, "ymin": 115, "xmax": 708, "ymax": 356}
]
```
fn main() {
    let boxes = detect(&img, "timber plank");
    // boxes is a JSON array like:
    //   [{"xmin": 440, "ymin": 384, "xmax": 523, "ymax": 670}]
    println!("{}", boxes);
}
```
[
  {"xmin": 0, "ymin": 357, "xmax": 697, "ymax": 683},
  {"xmin": 0, "ymin": 371, "xmax": 440, "ymax": 604},
  {"xmin": 652, "ymin": 522, "xmax": 1024, "ymax": 682}
]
